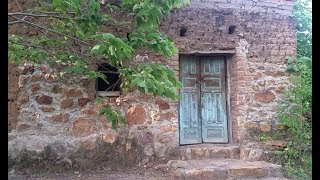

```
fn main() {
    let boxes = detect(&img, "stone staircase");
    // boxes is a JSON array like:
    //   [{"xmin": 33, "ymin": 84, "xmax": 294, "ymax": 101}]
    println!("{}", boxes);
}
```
[{"xmin": 164, "ymin": 144, "xmax": 288, "ymax": 179}]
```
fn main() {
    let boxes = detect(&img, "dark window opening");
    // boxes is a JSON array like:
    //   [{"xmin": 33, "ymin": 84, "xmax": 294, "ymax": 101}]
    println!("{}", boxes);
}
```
[
  {"xmin": 180, "ymin": 26, "xmax": 187, "ymax": 37},
  {"xmin": 96, "ymin": 63, "xmax": 120, "ymax": 97},
  {"xmin": 228, "ymin": 25, "xmax": 236, "ymax": 34}
]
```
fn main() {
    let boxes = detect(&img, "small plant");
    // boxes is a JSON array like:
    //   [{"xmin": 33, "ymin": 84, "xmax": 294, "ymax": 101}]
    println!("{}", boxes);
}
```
[{"xmin": 264, "ymin": 0, "xmax": 312, "ymax": 178}]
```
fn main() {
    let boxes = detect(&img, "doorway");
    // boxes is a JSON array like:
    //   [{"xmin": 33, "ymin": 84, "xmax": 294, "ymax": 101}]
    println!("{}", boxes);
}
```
[{"xmin": 179, "ymin": 55, "xmax": 229, "ymax": 145}]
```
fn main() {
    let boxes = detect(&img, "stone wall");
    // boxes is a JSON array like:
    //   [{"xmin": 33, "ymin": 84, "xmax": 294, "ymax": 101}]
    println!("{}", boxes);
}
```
[{"xmin": 8, "ymin": 0, "xmax": 296, "ymax": 171}]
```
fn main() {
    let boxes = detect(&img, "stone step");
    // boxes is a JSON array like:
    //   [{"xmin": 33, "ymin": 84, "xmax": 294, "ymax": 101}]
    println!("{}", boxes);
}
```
[
  {"xmin": 167, "ymin": 159, "xmax": 285, "ymax": 180},
  {"xmin": 179, "ymin": 144, "xmax": 240, "ymax": 160}
]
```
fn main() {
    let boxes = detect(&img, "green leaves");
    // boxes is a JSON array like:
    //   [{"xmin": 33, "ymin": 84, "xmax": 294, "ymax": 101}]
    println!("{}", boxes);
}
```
[
  {"xmin": 9, "ymin": 0, "xmax": 186, "ymax": 131},
  {"xmin": 120, "ymin": 64, "xmax": 181, "ymax": 100},
  {"xmin": 91, "ymin": 33, "xmax": 133, "ymax": 66},
  {"xmin": 128, "ymin": 28, "xmax": 178, "ymax": 56},
  {"xmin": 293, "ymin": 0, "xmax": 312, "ymax": 58},
  {"xmin": 276, "ymin": 1, "xmax": 312, "ymax": 177},
  {"xmin": 98, "ymin": 104, "xmax": 127, "ymax": 130}
]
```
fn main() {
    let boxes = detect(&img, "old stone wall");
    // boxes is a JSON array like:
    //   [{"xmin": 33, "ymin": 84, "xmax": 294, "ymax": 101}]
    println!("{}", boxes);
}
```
[{"xmin": 8, "ymin": 0, "xmax": 296, "ymax": 171}]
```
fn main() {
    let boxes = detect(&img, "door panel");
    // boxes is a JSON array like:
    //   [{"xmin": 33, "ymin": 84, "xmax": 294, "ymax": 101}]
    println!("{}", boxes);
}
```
[
  {"xmin": 179, "ymin": 56, "xmax": 228, "ymax": 145},
  {"xmin": 179, "ymin": 56, "xmax": 202, "ymax": 145},
  {"xmin": 201, "ymin": 57, "xmax": 228, "ymax": 143}
]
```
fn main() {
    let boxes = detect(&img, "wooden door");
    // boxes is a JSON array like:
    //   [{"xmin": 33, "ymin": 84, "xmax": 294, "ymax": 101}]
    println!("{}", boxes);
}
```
[
  {"xmin": 179, "ymin": 56, "xmax": 228, "ymax": 145},
  {"xmin": 179, "ymin": 57, "xmax": 202, "ymax": 145},
  {"xmin": 200, "ymin": 57, "xmax": 228, "ymax": 143}
]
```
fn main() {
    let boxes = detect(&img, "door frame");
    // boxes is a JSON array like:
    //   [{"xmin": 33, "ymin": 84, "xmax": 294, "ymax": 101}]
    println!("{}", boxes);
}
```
[{"xmin": 178, "ymin": 54, "xmax": 233, "ymax": 145}]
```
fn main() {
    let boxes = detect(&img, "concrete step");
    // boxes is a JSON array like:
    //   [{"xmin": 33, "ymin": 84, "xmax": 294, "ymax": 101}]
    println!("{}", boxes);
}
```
[
  {"xmin": 167, "ymin": 159, "xmax": 285, "ymax": 180},
  {"xmin": 179, "ymin": 144, "xmax": 240, "ymax": 160}
]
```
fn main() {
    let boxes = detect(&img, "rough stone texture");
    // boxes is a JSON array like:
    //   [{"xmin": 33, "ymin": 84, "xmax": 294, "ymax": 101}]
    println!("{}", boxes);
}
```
[
  {"xmin": 255, "ymin": 90, "xmax": 276, "ymax": 103},
  {"xmin": 52, "ymin": 84, "xmax": 63, "ymax": 93},
  {"xmin": 49, "ymin": 113, "xmax": 70, "ymax": 123},
  {"xmin": 36, "ymin": 95, "xmax": 53, "ymax": 105},
  {"xmin": 179, "ymin": 145, "xmax": 240, "ymax": 160},
  {"xmin": 155, "ymin": 99, "xmax": 170, "ymax": 110},
  {"xmin": 154, "ymin": 111, "xmax": 177, "ymax": 121},
  {"xmin": 41, "ymin": 106, "xmax": 55, "ymax": 112},
  {"xmin": 78, "ymin": 98, "xmax": 91, "ymax": 107},
  {"xmin": 72, "ymin": 118, "xmax": 95, "ymax": 137},
  {"xmin": 18, "ymin": 93, "xmax": 29, "ymax": 104},
  {"xmin": 102, "ymin": 133, "xmax": 119, "ymax": 144},
  {"xmin": 8, "ymin": 61, "xmax": 20, "ymax": 132},
  {"xmin": 16, "ymin": 123, "xmax": 32, "ymax": 132},
  {"xmin": 138, "ymin": 132, "xmax": 154, "ymax": 145},
  {"xmin": 31, "ymin": 83, "xmax": 41, "ymax": 92},
  {"xmin": 260, "ymin": 122, "xmax": 272, "ymax": 132},
  {"xmin": 125, "ymin": 106, "xmax": 147, "ymax": 125},
  {"xmin": 64, "ymin": 88, "xmax": 82, "ymax": 97},
  {"xmin": 60, "ymin": 98, "xmax": 74, "ymax": 109},
  {"xmin": 168, "ymin": 159, "xmax": 284, "ymax": 179},
  {"xmin": 265, "ymin": 140, "xmax": 288, "ymax": 150}
]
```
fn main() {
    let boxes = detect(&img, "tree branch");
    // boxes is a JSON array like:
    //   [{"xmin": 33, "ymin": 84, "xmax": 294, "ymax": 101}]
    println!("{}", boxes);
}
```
[
  {"xmin": 8, "ymin": 12, "xmax": 68, "ymax": 19},
  {"xmin": 10, "ymin": 15, "xmax": 93, "ymax": 47}
]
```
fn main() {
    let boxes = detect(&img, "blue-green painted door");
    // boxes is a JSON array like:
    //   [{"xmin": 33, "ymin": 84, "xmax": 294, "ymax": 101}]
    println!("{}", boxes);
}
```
[
  {"xmin": 179, "ymin": 57, "xmax": 202, "ymax": 145},
  {"xmin": 179, "ymin": 56, "xmax": 228, "ymax": 145},
  {"xmin": 201, "ymin": 57, "xmax": 228, "ymax": 143}
]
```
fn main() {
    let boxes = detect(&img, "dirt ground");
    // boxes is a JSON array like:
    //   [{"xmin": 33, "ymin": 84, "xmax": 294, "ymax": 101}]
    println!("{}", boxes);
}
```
[{"xmin": 8, "ymin": 165, "xmax": 172, "ymax": 180}]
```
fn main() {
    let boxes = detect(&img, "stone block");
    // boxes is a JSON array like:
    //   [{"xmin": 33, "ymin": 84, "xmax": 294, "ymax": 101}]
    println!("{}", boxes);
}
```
[
  {"xmin": 254, "ymin": 90, "xmax": 276, "ymax": 103},
  {"xmin": 36, "ymin": 95, "xmax": 53, "ymax": 105},
  {"xmin": 244, "ymin": 121, "xmax": 259, "ymax": 130},
  {"xmin": 78, "ymin": 98, "xmax": 91, "ymax": 107},
  {"xmin": 41, "ymin": 106, "xmax": 55, "ymax": 112},
  {"xmin": 52, "ymin": 84, "xmax": 63, "ymax": 93},
  {"xmin": 49, "ymin": 113, "xmax": 70, "ymax": 123},
  {"xmin": 64, "ymin": 88, "xmax": 82, "ymax": 97},
  {"xmin": 30, "ymin": 74, "xmax": 42, "ymax": 81},
  {"xmin": 81, "ymin": 138, "xmax": 97, "ymax": 150},
  {"xmin": 81, "ymin": 109, "xmax": 97, "ymax": 116},
  {"xmin": 155, "ymin": 99, "xmax": 170, "ymax": 110},
  {"xmin": 31, "ymin": 83, "xmax": 41, "ymax": 92},
  {"xmin": 125, "ymin": 105, "xmax": 146, "ymax": 125},
  {"xmin": 260, "ymin": 122, "xmax": 271, "ymax": 132},
  {"xmin": 158, "ymin": 135, "xmax": 172, "ymax": 144},
  {"xmin": 265, "ymin": 140, "xmax": 288, "ymax": 150},
  {"xmin": 60, "ymin": 98, "xmax": 74, "ymax": 109},
  {"xmin": 102, "ymin": 133, "xmax": 119, "ymax": 144},
  {"xmin": 18, "ymin": 93, "xmax": 29, "ymax": 104},
  {"xmin": 138, "ymin": 132, "xmax": 154, "ymax": 145},
  {"xmin": 16, "ymin": 123, "xmax": 31, "ymax": 132},
  {"xmin": 72, "ymin": 118, "xmax": 95, "ymax": 136}
]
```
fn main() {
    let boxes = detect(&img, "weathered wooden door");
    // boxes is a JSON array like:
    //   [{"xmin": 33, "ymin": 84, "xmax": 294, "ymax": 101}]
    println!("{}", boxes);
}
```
[{"xmin": 179, "ymin": 56, "xmax": 228, "ymax": 145}]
